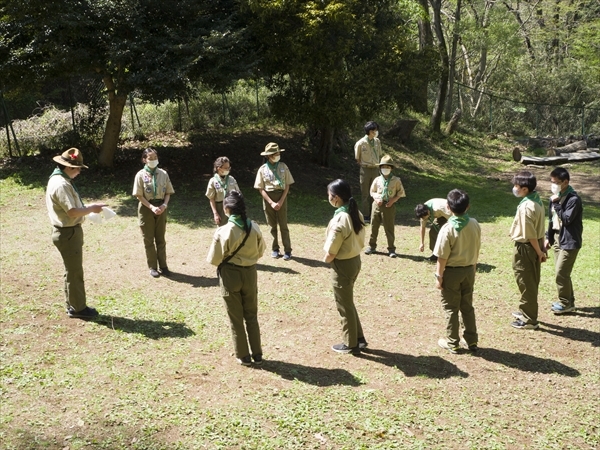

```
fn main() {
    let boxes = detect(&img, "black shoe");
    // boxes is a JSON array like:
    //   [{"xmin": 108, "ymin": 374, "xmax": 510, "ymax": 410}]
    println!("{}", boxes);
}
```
[
  {"xmin": 160, "ymin": 267, "xmax": 171, "ymax": 276},
  {"xmin": 67, "ymin": 306, "xmax": 99, "ymax": 319},
  {"xmin": 332, "ymin": 343, "xmax": 361, "ymax": 354},
  {"xmin": 364, "ymin": 216, "xmax": 371, "ymax": 224},
  {"xmin": 150, "ymin": 269, "xmax": 160, "ymax": 278},
  {"xmin": 357, "ymin": 337, "xmax": 368, "ymax": 349},
  {"xmin": 427, "ymin": 254, "xmax": 438, "ymax": 262},
  {"xmin": 237, "ymin": 355, "xmax": 252, "ymax": 366},
  {"xmin": 252, "ymin": 354, "xmax": 263, "ymax": 365}
]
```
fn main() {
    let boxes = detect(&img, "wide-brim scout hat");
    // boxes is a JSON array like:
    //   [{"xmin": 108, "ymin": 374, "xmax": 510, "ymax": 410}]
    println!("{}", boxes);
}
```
[
  {"xmin": 260, "ymin": 142, "xmax": 285, "ymax": 156},
  {"xmin": 52, "ymin": 148, "xmax": 89, "ymax": 168},
  {"xmin": 377, "ymin": 155, "xmax": 396, "ymax": 168}
]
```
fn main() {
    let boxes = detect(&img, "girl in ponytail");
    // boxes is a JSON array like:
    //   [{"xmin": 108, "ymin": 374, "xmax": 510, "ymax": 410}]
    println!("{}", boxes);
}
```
[{"xmin": 323, "ymin": 179, "xmax": 368, "ymax": 354}]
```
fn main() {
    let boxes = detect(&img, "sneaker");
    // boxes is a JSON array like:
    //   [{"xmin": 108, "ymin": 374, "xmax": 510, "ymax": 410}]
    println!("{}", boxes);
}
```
[
  {"xmin": 467, "ymin": 343, "xmax": 478, "ymax": 352},
  {"xmin": 511, "ymin": 319, "xmax": 539, "ymax": 330},
  {"xmin": 511, "ymin": 311, "xmax": 524, "ymax": 320},
  {"xmin": 150, "ymin": 269, "xmax": 160, "ymax": 278},
  {"xmin": 252, "ymin": 354, "xmax": 263, "ymax": 365},
  {"xmin": 364, "ymin": 247, "xmax": 374, "ymax": 255},
  {"xmin": 427, "ymin": 254, "xmax": 438, "ymax": 262},
  {"xmin": 364, "ymin": 216, "xmax": 371, "ymax": 224},
  {"xmin": 438, "ymin": 338, "xmax": 460, "ymax": 354},
  {"xmin": 67, "ymin": 306, "xmax": 99, "ymax": 319},
  {"xmin": 159, "ymin": 267, "xmax": 171, "ymax": 276},
  {"xmin": 283, "ymin": 253, "xmax": 292, "ymax": 261},
  {"xmin": 331, "ymin": 343, "xmax": 360, "ymax": 354},
  {"xmin": 237, "ymin": 355, "xmax": 252, "ymax": 366},
  {"xmin": 389, "ymin": 252, "xmax": 397, "ymax": 258},
  {"xmin": 551, "ymin": 304, "xmax": 575, "ymax": 314},
  {"xmin": 357, "ymin": 337, "xmax": 368, "ymax": 349},
  {"xmin": 271, "ymin": 251, "xmax": 281, "ymax": 258}
]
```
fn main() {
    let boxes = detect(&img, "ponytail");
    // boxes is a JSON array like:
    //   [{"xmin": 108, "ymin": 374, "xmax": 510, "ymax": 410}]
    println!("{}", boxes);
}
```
[
  {"xmin": 347, "ymin": 197, "xmax": 364, "ymax": 234},
  {"xmin": 223, "ymin": 190, "xmax": 250, "ymax": 231},
  {"xmin": 327, "ymin": 179, "xmax": 364, "ymax": 234}
]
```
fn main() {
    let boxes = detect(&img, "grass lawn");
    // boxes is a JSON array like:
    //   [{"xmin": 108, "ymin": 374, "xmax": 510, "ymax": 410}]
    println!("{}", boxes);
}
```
[{"xmin": 1, "ymin": 127, "xmax": 599, "ymax": 449}]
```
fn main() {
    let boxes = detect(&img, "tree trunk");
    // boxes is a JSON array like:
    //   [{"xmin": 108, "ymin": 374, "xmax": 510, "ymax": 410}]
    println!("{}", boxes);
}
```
[
  {"xmin": 445, "ymin": 0, "xmax": 461, "ymax": 121},
  {"xmin": 316, "ymin": 126, "xmax": 333, "ymax": 167},
  {"xmin": 429, "ymin": 0, "xmax": 448, "ymax": 133},
  {"xmin": 414, "ymin": 0, "xmax": 433, "ymax": 113},
  {"xmin": 445, "ymin": 109, "xmax": 462, "ymax": 135},
  {"xmin": 98, "ymin": 74, "xmax": 128, "ymax": 167}
]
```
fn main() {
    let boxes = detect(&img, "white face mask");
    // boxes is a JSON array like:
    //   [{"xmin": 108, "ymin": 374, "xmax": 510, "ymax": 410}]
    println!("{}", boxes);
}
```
[
  {"xmin": 381, "ymin": 168, "xmax": 391, "ymax": 176},
  {"xmin": 550, "ymin": 183, "xmax": 561, "ymax": 195},
  {"xmin": 147, "ymin": 159, "xmax": 159, "ymax": 169},
  {"xmin": 220, "ymin": 170, "xmax": 230, "ymax": 176},
  {"xmin": 512, "ymin": 187, "xmax": 521, "ymax": 197},
  {"xmin": 374, "ymin": 130, "xmax": 379, "ymax": 138},
  {"xmin": 270, "ymin": 155, "xmax": 281, "ymax": 163}
]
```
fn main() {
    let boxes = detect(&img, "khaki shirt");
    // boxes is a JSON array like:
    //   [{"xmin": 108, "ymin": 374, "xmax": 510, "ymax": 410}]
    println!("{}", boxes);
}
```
[
  {"xmin": 254, "ymin": 162, "xmax": 294, "ymax": 192},
  {"xmin": 510, "ymin": 199, "xmax": 545, "ymax": 243},
  {"xmin": 132, "ymin": 168, "xmax": 175, "ymax": 201},
  {"xmin": 370, "ymin": 175, "xmax": 406, "ymax": 202},
  {"xmin": 425, "ymin": 198, "xmax": 451, "ymax": 220},
  {"xmin": 324, "ymin": 212, "xmax": 366, "ymax": 260},
  {"xmin": 354, "ymin": 135, "xmax": 382, "ymax": 168},
  {"xmin": 46, "ymin": 175, "xmax": 85, "ymax": 227},
  {"xmin": 205, "ymin": 175, "xmax": 240, "ymax": 202},
  {"xmin": 207, "ymin": 221, "xmax": 266, "ymax": 267},
  {"xmin": 434, "ymin": 218, "xmax": 481, "ymax": 266}
]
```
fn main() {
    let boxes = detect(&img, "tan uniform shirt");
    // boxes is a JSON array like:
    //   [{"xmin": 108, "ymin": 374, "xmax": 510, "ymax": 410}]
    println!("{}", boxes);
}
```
[
  {"xmin": 46, "ymin": 175, "xmax": 84, "ymax": 227},
  {"xmin": 424, "ymin": 198, "xmax": 451, "ymax": 220},
  {"xmin": 354, "ymin": 135, "xmax": 382, "ymax": 168},
  {"xmin": 370, "ymin": 175, "xmax": 406, "ymax": 202},
  {"xmin": 205, "ymin": 175, "xmax": 240, "ymax": 202},
  {"xmin": 510, "ymin": 199, "xmax": 545, "ymax": 243},
  {"xmin": 324, "ymin": 212, "xmax": 366, "ymax": 260},
  {"xmin": 254, "ymin": 162, "xmax": 294, "ymax": 192},
  {"xmin": 434, "ymin": 218, "xmax": 481, "ymax": 266},
  {"xmin": 132, "ymin": 168, "xmax": 175, "ymax": 200},
  {"xmin": 207, "ymin": 221, "xmax": 266, "ymax": 267}
]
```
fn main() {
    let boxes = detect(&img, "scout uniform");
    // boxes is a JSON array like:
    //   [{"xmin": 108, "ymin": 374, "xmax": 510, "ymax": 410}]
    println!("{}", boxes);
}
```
[
  {"xmin": 368, "ymin": 156, "xmax": 406, "ymax": 255},
  {"xmin": 434, "ymin": 214, "xmax": 481, "ymax": 348},
  {"xmin": 324, "ymin": 206, "xmax": 366, "ymax": 349},
  {"xmin": 546, "ymin": 186, "xmax": 583, "ymax": 310},
  {"xmin": 254, "ymin": 145, "xmax": 295, "ymax": 255},
  {"xmin": 421, "ymin": 198, "xmax": 452, "ymax": 252},
  {"xmin": 132, "ymin": 166, "xmax": 175, "ymax": 270},
  {"xmin": 205, "ymin": 174, "xmax": 240, "ymax": 226},
  {"xmin": 354, "ymin": 134, "xmax": 382, "ymax": 217},
  {"xmin": 207, "ymin": 216, "xmax": 266, "ymax": 360},
  {"xmin": 510, "ymin": 192, "xmax": 545, "ymax": 326}
]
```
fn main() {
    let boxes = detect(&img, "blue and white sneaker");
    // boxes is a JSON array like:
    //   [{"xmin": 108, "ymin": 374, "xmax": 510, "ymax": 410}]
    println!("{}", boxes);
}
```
[{"xmin": 551, "ymin": 304, "xmax": 575, "ymax": 314}]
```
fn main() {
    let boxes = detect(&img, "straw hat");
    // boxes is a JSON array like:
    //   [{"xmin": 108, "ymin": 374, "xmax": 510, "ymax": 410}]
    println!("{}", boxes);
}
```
[
  {"xmin": 260, "ymin": 142, "xmax": 285, "ymax": 156},
  {"xmin": 52, "ymin": 148, "xmax": 88, "ymax": 168},
  {"xmin": 377, "ymin": 155, "xmax": 396, "ymax": 168}
]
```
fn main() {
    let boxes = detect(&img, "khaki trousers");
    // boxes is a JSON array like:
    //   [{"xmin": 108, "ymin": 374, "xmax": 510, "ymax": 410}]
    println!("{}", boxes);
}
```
[
  {"xmin": 138, "ymin": 202, "xmax": 168, "ymax": 269},
  {"xmin": 440, "ymin": 266, "xmax": 477, "ymax": 346},
  {"xmin": 263, "ymin": 190, "xmax": 291, "ymax": 253},
  {"xmin": 369, "ymin": 202, "xmax": 396, "ymax": 252},
  {"xmin": 552, "ymin": 244, "xmax": 579, "ymax": 308},
  {"xmin": 359, "ymin": 166, "xmax": 379, "ymax": 217},
  {"xmin": 215, "ymin": 201, "xmax": 229, "ymax": 227},
  {"xmin": 219, "ymin": 264, "xmax": 262, "ymax": 359},
  {"xmin": 52, "ymin": 225, "xmax": 87, "ymax": 312},
  {"xmin": 512, "ymin": 242, "xmax": 541, "ymax": 324},
  {"xmin": 331, "ymin": 255, "xmax": 363, "ymax": 348}
]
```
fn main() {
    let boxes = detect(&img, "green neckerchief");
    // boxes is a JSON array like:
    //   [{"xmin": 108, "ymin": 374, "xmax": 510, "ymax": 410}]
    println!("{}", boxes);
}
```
[
  {"xmin": 50, "ymin": 167, "xmax": 84, "ymax": 206},
  {"xmin": 448, "ymin": 214, "xmax": 470, "ymax": 232},
  {"xmin": 333, "ymin": 204, "xmax": 349, "ymax": 217},
  {"xmin": 559, "ymin": 185, "xmax": 575, "ymax": 198},
  {"xmin": 424, "ymin": 204, "xmax": 442, "ymax": 232},
  {"xmin": 380, "ymin": 174, "xmax": 391, "ymax": 201},
  {"xmin": 214, "ymin": 173, "xmax": 230, "ymax": 193},
  {"xmin": 228, "ymin": 214, "xmax": 251, "ymax": 230},
  {"xmin": 266, "ymin": 160, "xmax": 285, "ymax": 188},
  {"xmin": 144, "ymin": 165, "xmax": 158, "ymax": 198},
  {"xmin": 367, "ymin": 136, "xmax": 379, "ymax": 162},
  {"xmin": 519, "ymin": 191, "xmax": 543, "ymax": 207}
]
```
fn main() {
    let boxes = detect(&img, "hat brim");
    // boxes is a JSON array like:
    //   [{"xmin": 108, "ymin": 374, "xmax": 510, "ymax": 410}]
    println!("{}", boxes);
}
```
[
  {"xmin": 378, "ymin": 162, "xmax": 396, "ymax": 168},
  {"xmin": 53, "ymin": 155, "xmax": 89, "ymax": 169},
  {"xmin": 260, "ymin": 149, "xmax": 285, "ymax": 156}
]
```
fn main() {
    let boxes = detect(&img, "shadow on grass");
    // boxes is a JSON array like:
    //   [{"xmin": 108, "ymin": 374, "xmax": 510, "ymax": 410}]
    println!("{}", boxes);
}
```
[
  {"xmin": 539, "ymin": 321, "xmax": 600, "ymax": 347},
  {"xmin": 95, "ymin": 315, "xmax": 195, "ymax": 339},
  {"xmin": 287, "ymin": 255, "xmax": 330, "ymax": 268},
  {"xmin": 164, "ymin": 271, "xmax": 219, "ymax": 287},
  {"xmin": 257, "ymin": 359, "xmax": 363, "ymax": 386},
  {"xmin": 476, "ymin": 263, "xmax": 496, "ymax": 273},
  {"xmin": 370, "ymin": 252, "xmax": 427, "ymax": 262},
  {"xmin": 568, "ymin": 306, "xmax": 600, "ymax": 319},
  {"xmin": 358, "ymin": 348, "xmax": 469, "ymax": 379},
  {"xmin": 474, "ymin": 348, "xmax": 581, "ymax": 376},
  {"xmin": 256, "ymin": 263, "xmax": 299, "ymax": 274}
]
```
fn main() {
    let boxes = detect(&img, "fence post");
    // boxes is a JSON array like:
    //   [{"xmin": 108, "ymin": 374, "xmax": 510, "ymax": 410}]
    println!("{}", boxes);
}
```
[
  {"xmin": 129, "ymin": 94, "xmax": 135, "ymax": 132},
  {"xmin": 581, "ymin": 104, "xmax": 585, "ymax": 136},
  {"xmin": 255, "ymin": 80, "xmax": 259, "ymax": 120},
  {"xmin": 0, "ymin": 92, "xmax": 20, "ymax": 157},
  {"xmin": 68, "ymin": 79, "xmax": 77, "ymax": 136}
]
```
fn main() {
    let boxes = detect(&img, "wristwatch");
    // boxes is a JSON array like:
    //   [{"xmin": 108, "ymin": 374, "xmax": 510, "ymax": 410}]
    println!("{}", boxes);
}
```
[{"xmin": 434, "ymin": 273, "xmax": 443, "ymax": 280}]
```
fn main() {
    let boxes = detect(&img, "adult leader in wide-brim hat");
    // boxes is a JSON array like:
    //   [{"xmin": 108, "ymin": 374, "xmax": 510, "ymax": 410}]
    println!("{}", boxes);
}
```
[
  {"xmin": 377, "ymin": 155, "xmax": 396, "ymax": 168},
  {"xmin": 52, "ymin": 148, "xmax": 89, "ymax": 169},
  {"xmin": 260, "ymin": 142, "xmax": 286, "ymax": 156}
]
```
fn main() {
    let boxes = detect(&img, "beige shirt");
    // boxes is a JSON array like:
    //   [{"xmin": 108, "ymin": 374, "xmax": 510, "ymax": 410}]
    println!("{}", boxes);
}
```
[
  {"xmin": 423, "ymin": 198, "xmax": 451, "ymax": 222},
  {"xmin": 132, "ymin": 168, "xmax": 175, "ymax": 201},
  {"xmin": 370, "ymin": 175, "xmax": 406, "ymax": 202},
  {"xmin": 46, "ymin": 174, "xmax": 85, "ymax": 227},
  {"xmin": 510, "ymin": 198, "xmax": 545, "ymax": 243},
  {"xmin": 324, "ymin": 212, "xmax": 366, "ymax": 260},
  {"xmin": 205, "ymin": 175, "xmax": 240, "ymax": 202},
  {"xmin": 254, "ymin": 162, "xmax": 294, "ymax": 192},
  {"xmin": 434, "ymin": 218, "xmax": 481, "ymax": 266},
  {"xmin": 207, "ymin": 221, "xmax": 266, "ymax": 267},
  {"xmin": 354, "ymin": 135, "xmax": 382, "ymax": 168}
]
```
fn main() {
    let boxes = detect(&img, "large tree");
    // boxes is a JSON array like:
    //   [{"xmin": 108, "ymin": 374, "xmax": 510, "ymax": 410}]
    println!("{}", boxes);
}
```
[{"xmin": 0, "ymin": 0, "xmax": 248, "ymax": 166}]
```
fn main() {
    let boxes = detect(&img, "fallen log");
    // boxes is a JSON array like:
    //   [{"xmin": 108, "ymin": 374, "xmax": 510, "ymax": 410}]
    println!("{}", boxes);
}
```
[{"xmin": 547, "ymin": 139, "xmax": 587, "ymax": 156}]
